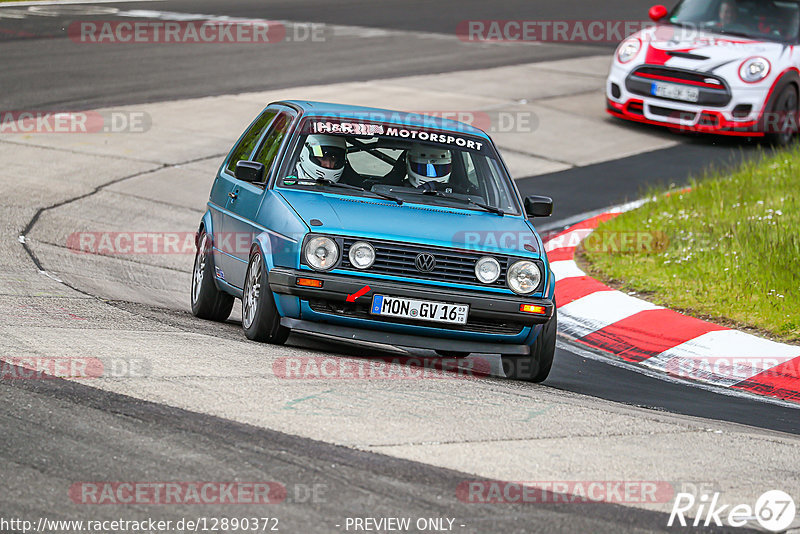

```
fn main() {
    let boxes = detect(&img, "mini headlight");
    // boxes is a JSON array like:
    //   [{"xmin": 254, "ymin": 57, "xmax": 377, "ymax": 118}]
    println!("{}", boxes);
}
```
[
  {"xmin": 475, "ymin": 256, "xmax": 501, "ymax": 284},
  {"xmin": 617, "ymin": 38, "xmax": 641, "ymax": 63},
  {"xmin": 304, "ymin": 236, "xmax": 339, "ymax": 271},
  {"xmin": 348, "ymin": 241, "xmax": 375, "ymax": 269},
  {"xmin": 507, "ymin": 260, "xmax": 542, "ymax": 295},
  {"xmin": 739, "ymin": 57, "xmax": 770, "ymax": 83}
]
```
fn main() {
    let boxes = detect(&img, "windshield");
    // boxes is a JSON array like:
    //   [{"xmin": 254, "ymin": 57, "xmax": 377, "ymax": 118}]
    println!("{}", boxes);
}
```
[
  {"xmin": 277, "ymin": 118, "xmax": 522, "ymax": 215},
  {"xmin": 670, "ymin": 0, "xmax": 800, "ymax": 41}
]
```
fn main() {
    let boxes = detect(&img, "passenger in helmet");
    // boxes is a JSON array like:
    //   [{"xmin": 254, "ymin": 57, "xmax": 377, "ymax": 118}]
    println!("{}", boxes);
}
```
[
  {"xmin": 405, "ymin": 143, "xmax": 452, "ymax": 189},
  {"xmin": 297, "ymin": 134, "xmax": 348, "ymax": 182}
]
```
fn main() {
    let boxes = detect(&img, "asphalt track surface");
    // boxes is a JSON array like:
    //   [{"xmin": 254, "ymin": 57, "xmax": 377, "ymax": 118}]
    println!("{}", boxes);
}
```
[{"xmin": 1, "ymin": 1, "xmax": 797, "ymax": 532}]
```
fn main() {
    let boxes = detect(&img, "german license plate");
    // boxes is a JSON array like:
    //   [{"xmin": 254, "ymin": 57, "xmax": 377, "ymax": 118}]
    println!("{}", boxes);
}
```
[
  {"xmin": 651, "ymin": 82, "xmax": 699, "ymax": 103},
  {"xmin": 370, "ymin": 295, "xmax": 469, "ymax": 325}
]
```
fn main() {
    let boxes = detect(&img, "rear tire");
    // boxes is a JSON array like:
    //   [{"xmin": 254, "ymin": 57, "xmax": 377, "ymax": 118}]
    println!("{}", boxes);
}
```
[
  {"xmin": 242, "ymin": 249, "xmax": 289, "ymax": 344},
  {"xmin": 765, "ymin": 85, "xmax": 798, "ymax": 147},
  {"xmin": 502, "ymin": 308, "xmax": 557, "ymax": 383},
  {"xmin": 191, "ymin": 231, "xmax": 234, "ymax": 322}
]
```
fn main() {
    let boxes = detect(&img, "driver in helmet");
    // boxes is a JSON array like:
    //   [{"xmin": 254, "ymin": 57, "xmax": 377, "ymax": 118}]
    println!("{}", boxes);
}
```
[
  {"xmin": 404, "ymin": 143, "xmax": 452, "ymax": 190},
  {"xmin": 719, "ymin": 0, "xmax": 737, "ymax": 26},
  {"xmin": 297, "ymin": 134, "xmax": 348, "ymax": 182}
]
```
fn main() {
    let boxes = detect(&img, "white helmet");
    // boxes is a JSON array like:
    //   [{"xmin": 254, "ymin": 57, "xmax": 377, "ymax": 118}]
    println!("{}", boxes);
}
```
[
  {"xmin": 406, "ymin": 143, "xmax": 452, "ymax": 188},
  {"xmin": 297, "ymin": 134, "xmax": 347, "ymax": 182}
]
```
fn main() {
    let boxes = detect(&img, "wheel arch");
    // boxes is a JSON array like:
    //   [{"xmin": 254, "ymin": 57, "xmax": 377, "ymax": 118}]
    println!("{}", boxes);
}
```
[
  {"xmin": 761, "ymin": 68, "xmax": 800, "ymax": 116},
  {"xmin": 247, "ymin": 234, "xmax": 300, "ymax": 320},
  {"xmin": 196, "ymin": 211, "xmax": 215, "ymax": 248},
  {"xmin": 759, "ymin": 69, "xmax": 800, "ymax": 138}
]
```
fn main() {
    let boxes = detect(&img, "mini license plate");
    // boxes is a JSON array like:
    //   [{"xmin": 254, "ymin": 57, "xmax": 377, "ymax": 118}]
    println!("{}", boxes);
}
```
[
  {"xmin": 370, "ymin": 295, "xmax": 469, "ymax": 325},
  {"xmin": 651, "ymin": 82, "xmax": 699, "ymax": 103}
]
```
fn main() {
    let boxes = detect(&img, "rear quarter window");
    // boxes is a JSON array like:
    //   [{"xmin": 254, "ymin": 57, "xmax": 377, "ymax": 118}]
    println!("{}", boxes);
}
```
[{"xmin": 225, "ymin": 110, "xmax": 277, "ymax": 175}]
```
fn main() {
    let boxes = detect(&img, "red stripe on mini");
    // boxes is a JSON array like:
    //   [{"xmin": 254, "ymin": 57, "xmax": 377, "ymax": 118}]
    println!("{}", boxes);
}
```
[
  {"xmin": 632, "ymin": 71, "xmax": 723, "ymax": 89},
  {"xmin": 576, "ymin": 309, "xmax": 727, "ymax": 363}
]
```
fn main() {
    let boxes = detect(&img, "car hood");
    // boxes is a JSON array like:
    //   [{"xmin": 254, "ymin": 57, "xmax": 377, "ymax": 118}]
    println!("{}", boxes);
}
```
[
  {"xmin": 277, "ymin": 189, "xmax": 542, "ymax": 256},
  {"xmin": 634, "ymin": 25, "xmax": 785, "ymax": 68}
]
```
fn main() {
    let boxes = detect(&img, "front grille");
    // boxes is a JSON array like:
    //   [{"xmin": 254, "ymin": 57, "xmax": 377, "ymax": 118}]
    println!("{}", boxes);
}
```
[
  {"xmin": 649, "ymin": 105, "xmax": 697, "ymax": 121},
  {"xmin": 308, "ymin": 299, "xmax": 525, "ymax": 335},
  {"xmin": 632, "ymin": 66, "xmax": 727, "ymax": 88},
  {"xmin": 340, "ymin": 238, "xmax": 509, "ymax": 287},
  {"xmin": 626, "ymin": 66, "xmax": 731, "ymax": 107}
]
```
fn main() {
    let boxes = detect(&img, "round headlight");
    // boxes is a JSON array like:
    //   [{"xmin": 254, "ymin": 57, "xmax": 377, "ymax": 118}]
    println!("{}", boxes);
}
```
[
  {"xmin": 475, "ymin": 256, "xmax": 501, "ymax": 284},
  {"xmin": 348, "ymin": 241, "xmax": 375, "ymax": 269},
  {"xmin": 304, "ymin": 236, "xmax": 339, "ymax": 271},
  {"xmin": 507, "ymin": 260, "xmax": 542, "ymax": 295},
  {"xmin": 739, "ymin": 57, "xmax": 770, "ymax": 83},
  {"xmin": 617, "ymin": 38, "xmax": 641, "ymax": 63}
]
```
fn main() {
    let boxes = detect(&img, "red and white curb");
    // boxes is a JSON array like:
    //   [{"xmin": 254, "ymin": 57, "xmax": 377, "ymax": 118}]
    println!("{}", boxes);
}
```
[{"xmin": 544, "ymin": 207, "xmax": 800, "ymax": 406}]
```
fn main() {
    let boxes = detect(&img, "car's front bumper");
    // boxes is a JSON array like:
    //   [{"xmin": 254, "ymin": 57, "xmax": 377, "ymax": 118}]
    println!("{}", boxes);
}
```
[
  {"xmin": 605, "ymin": 63, "xmax": 770, "ymax": 136},
  {"xmin": 268, "ymin": 268, "xmax": 555, "ymax": 355},
  {"xmin": 606, "ymin": 98, "xmax": 765, "ymax": 136}
]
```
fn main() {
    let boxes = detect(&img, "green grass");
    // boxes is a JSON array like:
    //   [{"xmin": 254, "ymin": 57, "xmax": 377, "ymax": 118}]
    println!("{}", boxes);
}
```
[{"xmin": 582, "ymin": 145, "xmax": 800, "ymax": 343}]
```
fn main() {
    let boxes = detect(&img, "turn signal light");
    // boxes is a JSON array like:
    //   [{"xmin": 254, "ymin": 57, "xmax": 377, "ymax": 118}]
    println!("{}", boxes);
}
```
[
  {"xmin": 520, "ymin": 304, "xmax": 546, "ymax": 315},
  {"xmin": 296, "ymin": 278, "xmax": 323, "ymax": 288}
]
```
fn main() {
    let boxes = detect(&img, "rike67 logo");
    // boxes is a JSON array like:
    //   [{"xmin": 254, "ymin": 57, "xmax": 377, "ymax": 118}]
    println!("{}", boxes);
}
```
[{"xmin": 669, "ymin": 490, "xmax": 796, "ymax": 532}]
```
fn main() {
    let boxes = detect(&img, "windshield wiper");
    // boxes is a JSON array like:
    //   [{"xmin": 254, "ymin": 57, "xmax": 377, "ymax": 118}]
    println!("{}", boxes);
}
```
[
  {"xmin": 406, "ymin": 189, "xmax": 505, "ymax": 216},
  {"xmin": 313, "ymin": 177, "xmax": 404, "ymax": 205},
  {"xmin": 714, "ymin": 29, "xmax": 754, "ymax": 39}
]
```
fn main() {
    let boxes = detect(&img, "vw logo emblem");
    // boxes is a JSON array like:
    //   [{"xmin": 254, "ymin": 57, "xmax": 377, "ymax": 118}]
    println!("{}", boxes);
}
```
[{"xmin": 415, "ymin": 253, "xmax": 436, "ymax": 272}]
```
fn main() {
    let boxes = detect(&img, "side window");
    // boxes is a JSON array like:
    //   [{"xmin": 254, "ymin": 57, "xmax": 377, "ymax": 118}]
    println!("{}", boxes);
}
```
[
  {"xmin": 225, "ymin": 110, "xmax": 277, "ymax": 175},
  {"xmin": 253, "ymin": 112, "xmax": 293, "ymax": 177}
]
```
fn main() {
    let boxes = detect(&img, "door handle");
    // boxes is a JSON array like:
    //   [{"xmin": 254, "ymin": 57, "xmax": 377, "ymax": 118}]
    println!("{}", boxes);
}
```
[{"xmin": 228, "ymin": 192, "xmax": 238, "ymax": 200}]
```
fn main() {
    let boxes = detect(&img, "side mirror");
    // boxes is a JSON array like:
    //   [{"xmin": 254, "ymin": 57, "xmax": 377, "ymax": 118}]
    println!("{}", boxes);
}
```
[
  {"xmin": 234, "ymin": 160, "xmax": 265, "ymax": 183},
  {"xmin": 649, "ymin": 4, "xmax": 668, "ymax": 22},
  {"xmin": 524, "ymin": 195, "xmax": 553, "ymax": 218}
]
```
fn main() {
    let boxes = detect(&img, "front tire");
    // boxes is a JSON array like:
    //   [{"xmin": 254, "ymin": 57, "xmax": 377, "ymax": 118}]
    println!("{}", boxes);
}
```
[
  {"xmin": 765, "ymin": 84, "xmax": 798, "ymax": 147},
  {"xmin": 502, "ymin": 308, "xmax": 557, "ymax": 383},
  {"xmin": 191, "ymin": 231, "xmax": 234, "ymax": 322},
  {"xmin": 242, "ymin": 249, "xmax": 289, "ymax": 344}
]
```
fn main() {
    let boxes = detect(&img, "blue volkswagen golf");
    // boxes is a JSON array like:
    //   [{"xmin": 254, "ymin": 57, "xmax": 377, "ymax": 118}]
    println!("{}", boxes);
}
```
[{"xmin": 191, "ymin": 101, "xmax": 557, "ymax": 382}]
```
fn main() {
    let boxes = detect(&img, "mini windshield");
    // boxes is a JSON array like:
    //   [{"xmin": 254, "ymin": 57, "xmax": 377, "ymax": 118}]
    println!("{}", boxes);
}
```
[
  {"xmin": 670, "ymin": 0, "xmax": 800, "ymax": 42},
  {"xmin": 278, "ymin": 118, "xmax": 522, "ymax": 216}
]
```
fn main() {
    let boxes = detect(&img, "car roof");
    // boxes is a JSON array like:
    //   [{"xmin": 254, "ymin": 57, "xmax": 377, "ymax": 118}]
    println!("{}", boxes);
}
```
[{"xmin": 275, "ymin": 100, "xmax": 491, "ymax": 140}]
